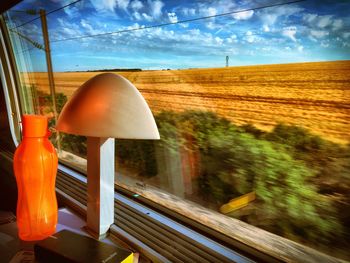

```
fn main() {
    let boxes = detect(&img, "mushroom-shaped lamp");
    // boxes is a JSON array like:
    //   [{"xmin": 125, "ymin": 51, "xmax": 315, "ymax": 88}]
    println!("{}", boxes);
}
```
[{"xmin": 56, "ymin": 73, "xmax": 160, "ymax": 238}]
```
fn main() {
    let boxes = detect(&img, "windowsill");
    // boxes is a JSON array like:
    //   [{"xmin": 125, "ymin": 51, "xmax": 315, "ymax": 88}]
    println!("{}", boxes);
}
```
[{"xmin": 116, "ymin": 179, "xmax": 344, "ymax": 263}]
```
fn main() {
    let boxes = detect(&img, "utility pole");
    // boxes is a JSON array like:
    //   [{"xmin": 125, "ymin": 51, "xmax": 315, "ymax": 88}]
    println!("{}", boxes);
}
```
[
  {"xmin": 226, "ymin": 55, "xmax": 229, "ymax": 67},
  {"xmin": 40, "ymin": 9, "xmax": 61, "ymax": 153}
]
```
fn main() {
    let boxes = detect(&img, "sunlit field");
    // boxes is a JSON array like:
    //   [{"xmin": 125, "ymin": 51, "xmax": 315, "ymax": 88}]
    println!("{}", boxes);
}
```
[{"xmin": 24, "ymin": 60, "xmax": 350, "ymax": 144}]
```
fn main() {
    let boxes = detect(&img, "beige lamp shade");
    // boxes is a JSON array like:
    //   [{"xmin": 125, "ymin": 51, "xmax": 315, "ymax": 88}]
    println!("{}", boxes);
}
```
[{"xmin": 56, "ymin": 73, "xmax": 160, "ymax": 139}]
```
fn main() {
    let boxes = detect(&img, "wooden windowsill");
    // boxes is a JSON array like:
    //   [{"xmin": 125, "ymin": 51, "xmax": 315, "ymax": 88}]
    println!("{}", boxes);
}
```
[{"xmin": 116, "ymin": 180, "xmax": 345, "ymax": 263}]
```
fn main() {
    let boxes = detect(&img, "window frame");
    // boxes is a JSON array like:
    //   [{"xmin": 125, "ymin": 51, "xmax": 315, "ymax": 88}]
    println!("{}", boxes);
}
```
[{"xmin": 0, "ymin": 16, "xmax": 21, "ymax": 148}]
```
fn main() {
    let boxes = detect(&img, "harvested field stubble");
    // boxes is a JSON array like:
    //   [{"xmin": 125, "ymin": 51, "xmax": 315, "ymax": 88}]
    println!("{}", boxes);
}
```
[{"xmin": 23, "ymin": 61, "xmax": 350, "ymax": 143}]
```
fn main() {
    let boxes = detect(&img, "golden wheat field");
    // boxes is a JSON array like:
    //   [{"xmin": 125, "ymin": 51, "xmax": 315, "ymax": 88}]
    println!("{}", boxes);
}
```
[{"xmin": 23, "ymin": 60, "xmax": 350, "ymax": 144}]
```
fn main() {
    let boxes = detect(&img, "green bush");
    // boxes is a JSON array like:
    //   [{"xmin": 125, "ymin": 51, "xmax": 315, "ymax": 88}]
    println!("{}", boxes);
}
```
[
  {"xmin": 155, "ymin": 110, "xmax": 343, "ymax": 243},
  {"xmin": 116, "ymin": 139, "xmax": 157, "ymax": 177}
]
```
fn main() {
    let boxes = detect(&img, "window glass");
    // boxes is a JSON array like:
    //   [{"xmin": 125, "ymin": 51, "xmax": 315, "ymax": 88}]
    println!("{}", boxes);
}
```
[{"xmin": 3, "ymin": 0, "xmax": 350, "ymax": 260}]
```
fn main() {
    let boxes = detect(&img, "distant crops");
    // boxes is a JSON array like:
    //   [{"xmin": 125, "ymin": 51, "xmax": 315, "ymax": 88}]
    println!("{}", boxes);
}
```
[{"xmin": 24, "ymin": 60, "xmax": 350, "ymax": 144}]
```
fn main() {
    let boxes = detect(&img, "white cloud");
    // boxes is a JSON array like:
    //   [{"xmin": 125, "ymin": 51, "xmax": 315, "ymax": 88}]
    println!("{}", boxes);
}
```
[
  {"xmin": 303, "ymin": 13, "xmax": 317, "ymax": 23},
  {"xmin": 303, "ymin": 14, "xmax": 335, "ymax": 30},
  {"xmin": 297, "ymin": 45, "xmax": 304, "ymax": 52},
  {"xmin": 342, "ymin": 32, "xmax": 350, "ymax": 39},
  {"xmin": 282, "ymin": 27, "xmax": 297, "ymax": 42},
  {"xmin": 125, "ymin": 23, "xmax": 145, "ymax": 37},
  {"xmin": 179, "ymin": 23, "xmax": 189, "ymax": 28},
  {"xmin": 148, "ymin": 0, "xmax": 164, "ymax": 18},
  {"xmin": 226, "ymin": 34, "xmax": 237, "ymax": 44},
  {"xmin": 119, "ymin": 0, "xmax": 130, "ymax": 10},
  {"xmin": 133, "ymin": 11, "xmax": 142, "ymax": 20},
  {"xmin": 100, "ymin": 25, "xmax": 234, "ymax": 57},
  {"xmin": 245, "ymin": 31, "xmax": 255, "ymax": 43},
  {"xmin": 198, "ymin": 0, "xmax": 235, "ymax": 17},
  {"xmin": 90, "ymin": 0, "xmax": 117, "ymax": 12},
  {"xmin": 207, "ymin": 7, "xmax": 217, "ymax": 17},
  {"xmin": 130, "ymin": 0, "xmax": 143, "ymax": 11},
  {"xmin": 310, "ymin": 29, "xmax": 329, "ymax": 39},
  {"xmin": 321, "ymin": 41, "xmax": 329, "ymax": 48},
  {"xmin": 142, "ymin": 13, "xmax": 153, "ymax": 21},
  {"xmin": 258, "ymin": 5, "xmax": 303, "ymax": 26},
  {"xmin": 203, "ymin": 7, "xmax": 218, "ymax": 29},
  {"xmin": 261, "ymin": 13, "xmax": 277, "ymax": 26},
  {"xmin": 232, "ymin": 10, "xmax": 254, "ymax": 20},
  {"xmin": 317, "ymin": 15, "xmax": 332, "ymax": 28},
  {"xmin": 263, "ymin": 25, "xmax": 270, "ymax": 32},
  {"xmin": 53, "ymin": 18, "xmax": 85, "ymax": 41},
  {"xmin": 332, "ymin": 19, "xmax": 343, "ymax": 31},
  {"xmin": 181, "ymin": 7, "xmax": 196, "ymax": 17},
  {"xmin": 80, "ymin": 19, "xmax": 94, "ymax": 33},
  {"xmin": 62, "ymin": 27, "xmax": 78, "ymax": 36},
  {"xmin": 168, "ymin": 12, "xmax": 178, "ymax": 23},
  {"xmin": 126, "ymin": 23, "xmax": 141, "ymax": 30},
  {"xmin": 63, "ymin": 5, "xmax": 80, "ymax": 18},
  {"xmin": 89, "ymin": 0, "xmax": 129, "ymax": 12},
  {"xmin": 342, "ymin": 41, "xmax": 350, "ymax": 48},
  {"xmin": 195, "ymin": 1, "xmax": 237, "ymax": 30},
  {"xmin": 206, "ymin": 21, "xmax": 217, "ymax": 30},
  {"xmin": 128, "ymin": 26, "xmax": 216, "ymax": 52},
  {"xmin": 215, "ymin": 36, "xmax": 223, "ymax": 45}
]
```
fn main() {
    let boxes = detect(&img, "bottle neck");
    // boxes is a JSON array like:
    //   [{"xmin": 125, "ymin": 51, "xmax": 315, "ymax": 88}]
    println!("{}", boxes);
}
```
[{"xmin": 21, "ymin": 115, "xmax": 48, "ymax": 137}]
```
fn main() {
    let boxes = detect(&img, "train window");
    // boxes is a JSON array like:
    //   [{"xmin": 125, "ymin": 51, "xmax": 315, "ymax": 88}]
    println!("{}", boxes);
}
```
[{"xmin": 2, "ymin": 0, "xmax": 350, "ymax": 261}]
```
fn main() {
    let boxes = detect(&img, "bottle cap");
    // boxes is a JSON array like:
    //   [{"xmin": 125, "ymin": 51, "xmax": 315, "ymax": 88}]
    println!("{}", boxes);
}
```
[{"xmin": 22, "ymin": 115, "xmax": 48, "ymax": 138}]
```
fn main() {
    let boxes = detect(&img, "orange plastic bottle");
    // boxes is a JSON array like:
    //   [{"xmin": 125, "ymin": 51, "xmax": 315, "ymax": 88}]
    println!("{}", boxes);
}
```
[{"xmin": 13, "ymin": 115, "xmax": 58, "ymax": 241}]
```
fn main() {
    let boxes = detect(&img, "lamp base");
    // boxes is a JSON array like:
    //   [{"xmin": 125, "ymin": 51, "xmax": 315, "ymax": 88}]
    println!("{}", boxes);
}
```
[{"xmin": 82, "ymin": 225, "xmax": 109, "ymax": 240}]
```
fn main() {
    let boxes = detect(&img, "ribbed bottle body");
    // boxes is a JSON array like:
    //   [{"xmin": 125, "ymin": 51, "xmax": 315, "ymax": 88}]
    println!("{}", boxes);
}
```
[{"xmin": 14, "ymin": 117, "xmax": 58, "ymax": 241}]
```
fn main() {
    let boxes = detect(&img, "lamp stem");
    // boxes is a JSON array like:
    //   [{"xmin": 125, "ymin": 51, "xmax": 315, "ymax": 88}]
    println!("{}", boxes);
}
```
[{"xmin": 86, "ymin": 136, "xmax": 115, "ymax": 239}]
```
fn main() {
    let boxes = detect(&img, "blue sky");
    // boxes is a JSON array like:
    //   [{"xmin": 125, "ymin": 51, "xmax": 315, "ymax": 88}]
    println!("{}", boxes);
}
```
[{"xmin": 7, "ymin": 0, "xmax": 350, "ymax": 71}]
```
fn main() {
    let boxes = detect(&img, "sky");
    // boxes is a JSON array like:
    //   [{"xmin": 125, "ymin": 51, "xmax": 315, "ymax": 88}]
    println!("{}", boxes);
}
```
[{"xmin": 6, "ymin": 0, "xmax": 350, "ymax": 71}]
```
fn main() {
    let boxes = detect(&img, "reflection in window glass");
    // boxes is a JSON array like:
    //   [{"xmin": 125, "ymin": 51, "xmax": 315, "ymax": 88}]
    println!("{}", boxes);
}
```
[{"xmin": 4, "ymin": 0, "xmax": 350, "ymax": 260}]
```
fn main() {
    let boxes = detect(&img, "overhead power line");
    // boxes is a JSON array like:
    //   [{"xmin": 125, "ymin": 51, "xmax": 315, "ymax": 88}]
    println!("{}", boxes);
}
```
[
  {"xmin": 10, "ymin": 0, "xmax": 83, "ymax": 30},
  {"xmin": 50, "ymin": 0, "xmax": 306, "ymax": 43},
  {"xmin": 9, "ymin": 28, "xmax": 45, "ymax": 50}
]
